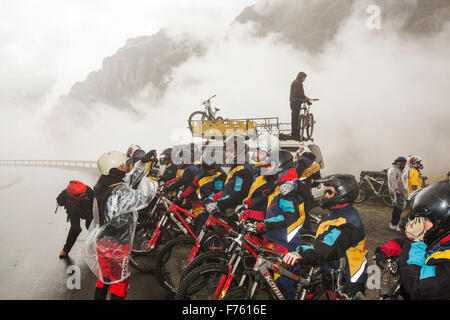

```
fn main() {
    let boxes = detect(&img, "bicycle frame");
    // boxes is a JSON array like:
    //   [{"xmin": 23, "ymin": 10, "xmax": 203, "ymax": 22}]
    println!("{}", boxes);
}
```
[
  {"xmin": 362, "ymin": 174, "xmax": 386, "ymax": 197},
  {"xmin": 184, "ymin": 214, "xmax": 233, "ymax": 268},
  {"xmin": 145, "ymin": 196, "xmax": 198, "ymax": 250}
]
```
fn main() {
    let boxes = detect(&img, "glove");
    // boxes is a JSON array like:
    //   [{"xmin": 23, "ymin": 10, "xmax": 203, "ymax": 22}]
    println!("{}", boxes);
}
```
[
  {"xmin": 205, "ymin": 202, "xmax": 219, "ymax": 214},
  {"xmin": 279, "ymin": 181, "xmax": 296, "ymax": 195},
  {"xmin": 255, "ymin": 222, "xmax": 267, "ymax": 234},
  {"xmin": 405, "ymin": 217, "xmax": 426, "ymax": 242},
  {"xmin": 141, "ymin": 150, "xmax": 157, "ymax": 164},
  {"xmin": 283, "ymin": 252, "xmax": 301, "ymax": 267},
  {"xmin": 373, "ymin": 247, "xmax": 387, "ymax": 270}
]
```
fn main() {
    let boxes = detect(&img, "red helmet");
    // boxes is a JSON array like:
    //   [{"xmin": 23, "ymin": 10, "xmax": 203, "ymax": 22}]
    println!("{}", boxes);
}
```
[{"xmin": 67, "ymin": 180, "xmax": 87, "ymax": 200}]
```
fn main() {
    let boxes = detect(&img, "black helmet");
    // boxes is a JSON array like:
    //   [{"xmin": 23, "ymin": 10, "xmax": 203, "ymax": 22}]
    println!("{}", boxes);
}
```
[
  {"xmin": 277, "ymin": 150, "xmax": 294, "ymax": 172},
  {"xmin": 316, "ymin": 174, "xmax": 359, "ymax": 209},
  {"xmin": 409, "ymin": 180, "xmax": 450, "ymax": 247},
  {"xmin": 159, "ymin": 148, "xmax": 172, "ymax": 165}
]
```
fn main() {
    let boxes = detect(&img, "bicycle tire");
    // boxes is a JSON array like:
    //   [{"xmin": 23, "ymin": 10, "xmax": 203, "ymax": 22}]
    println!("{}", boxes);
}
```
[
  {"xmin": 131, "ymin": 222, "xmax": 158, "ymax": 254},
  {"xmin": 215, "ymin": 116, "xmax": 223, "ymax": 121},
  {"xmin": 180, "ymin": 250, "xmax": 230, "ymax": 282},
  {"xmin": 175, "ymin": 263, "xmax": 235, "ymax": 300},
  {"xmin": 154, "ymin": 236, "xmax": 198, "ymax": 296},
  {"xmin": 381, "ymin": 185, "xmax": 393, "ymax": 207},
  {"xmin": 188, "ymin": 111, "xmax": 208, "ymax": 131},
  {"xmin": 354, "ymin": 181, "xmax": 368, "ymax": 203},
  {"xmin": 306, "ymin": 113, "xmax": 314, "ymax": 138},
  {"xmin": 129, "ymin": 226, "xmax": 171, "ymax": 273},
  {"xmin": 298, "ymin": 114, "xmax": 306, "ymax": 141}
]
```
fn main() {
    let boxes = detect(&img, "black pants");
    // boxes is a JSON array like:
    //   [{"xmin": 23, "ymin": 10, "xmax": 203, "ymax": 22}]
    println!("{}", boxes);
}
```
[
  {"xmin": 63, "ymin": 212, "xmax": 92, "ymax": 253},
  {"xmin": 291, "ymin": 104, "xmax": 300, "ymax": 140},
  {"xmin": 391, "ymin": 206, "xmax": 403, "ymax": 226}
]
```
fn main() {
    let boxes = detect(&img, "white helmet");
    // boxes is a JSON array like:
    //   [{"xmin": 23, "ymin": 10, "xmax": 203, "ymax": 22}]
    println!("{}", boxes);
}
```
[
  {"xmin": 407, "ymin": 155, "xmax": 423, "ymax": 170},
  {"xmin": 295, "ymin": 145, "xmax": 311, "ymax": 161},
  {"xmin": 126, "ymin": 144, "xmax": 143, "ymax": 158},
  {"xmin": 97, "ymin": 151, "xmax": 128, "ymax": 175},
  {"xmin": 248, "ymin": 133, "xmax": 280, "ymax": 167}
]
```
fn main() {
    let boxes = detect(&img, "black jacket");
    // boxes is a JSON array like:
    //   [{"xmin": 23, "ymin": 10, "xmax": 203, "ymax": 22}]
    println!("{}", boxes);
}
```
[
  {"xmin": 290, "ymin": 72, "xmax": 307, "ymax": 107},
  {"xmin": 56, "ymin": 186, "xmax": 94, "ymax": 220}
]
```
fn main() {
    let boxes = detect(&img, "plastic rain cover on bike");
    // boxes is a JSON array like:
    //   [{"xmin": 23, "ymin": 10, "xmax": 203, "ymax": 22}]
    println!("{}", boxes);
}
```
[{"xmin": 85, "ymin": 164, "xmax": 158, "ymax": 285}]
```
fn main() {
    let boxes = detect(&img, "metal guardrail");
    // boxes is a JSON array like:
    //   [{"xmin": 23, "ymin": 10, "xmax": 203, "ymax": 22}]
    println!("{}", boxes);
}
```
[{"xmin": 0, "ymin": 159, "xmax": 97, "ymax": 169}]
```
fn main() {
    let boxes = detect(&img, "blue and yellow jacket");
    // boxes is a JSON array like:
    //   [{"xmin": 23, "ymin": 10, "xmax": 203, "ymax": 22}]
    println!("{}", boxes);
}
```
[
  {"xmin": 166, "ymin": 164, "xmax": 200, "ymax": 201},
  {"xmin": 296, "ymin": 155, "xmax": 321, "ymax": 186},
  {"xmin": 296, "ymin": 203, "xmax": 368, "ymax": 286},
  {"xmin": 159, "ymin": 161, "xmax": 180, "ymax": 183},
  {"xmin": 263, "ymin": 168, "xmax": 305, "ymax": 251},
  {"xmin": 210, "ymin": 164, "xmax": 254, "ymax": 212},
  {"xmin": 397, "ymin": 234, "xmax": 450, "ymax": 299},
  {"xmin": 197, "ymin": 168, "xmax": 227, "ymax": 202}
]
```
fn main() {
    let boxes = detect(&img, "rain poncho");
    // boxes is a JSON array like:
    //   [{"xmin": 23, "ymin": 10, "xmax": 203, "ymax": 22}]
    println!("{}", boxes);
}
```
[
  {"xmin": 85, "ymin": 161, "xmax": 158, "ymax": 284},
  {"xmin": 387, "ymin": 164, "xmax": 407, "ymax": 209}
]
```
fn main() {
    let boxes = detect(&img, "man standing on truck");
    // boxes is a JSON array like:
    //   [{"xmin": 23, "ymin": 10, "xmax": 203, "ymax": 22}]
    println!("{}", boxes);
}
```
[{"xmin": 290, "ymin": 71, "xmax": 311, "ymax": 141}]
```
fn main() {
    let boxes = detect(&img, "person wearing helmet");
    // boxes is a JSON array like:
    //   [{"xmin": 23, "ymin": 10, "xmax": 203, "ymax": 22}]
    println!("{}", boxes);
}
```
[
  {"xmin": 159, "ymin": 147, "xmax": 180, "ymax": 183},
  {"xmin": 283, "ymin": 174, "xmax": 368, "ymax": 297},
  {"xmin": 204, "ymin": 136, "xmax": 254, "ymax": 217},
  {"xmin": 191, "ymin": 160, "xmax": 227, "ymax": 234},
  {"xmin": 165, "ymin": 143, "xmax": 202, "ymax": 212},
  {"xmin": 373, "ymin": 180, "xmax": 450, "ymax": 299},
  {"xmin": 387, "ymin": 156, "xmax": 408, "ymax": 231},
  {"xmin": 56, "ymin": 180, "xmax": 94, "ymax": 259},
  {"xmin": 86, "ymin": 150, "xmax": 158, "ymax": 300},
  {"xmin": 290, "ymin": 71, "xmax": 311, "ymax": 141},
  {"xmin": 238, "ymin": 146, "xmax": 280, "ymax": 223},
  {"xmin": 252, "ymin": 150, "xmax": 305, "ymax": 299},
  {"xmin": 295, "ymin": 144, "xmax": 321, "ymax": 233},
  {"xmin": 402, "ymin": 155, "xmax": 424, "ymax": 197}
]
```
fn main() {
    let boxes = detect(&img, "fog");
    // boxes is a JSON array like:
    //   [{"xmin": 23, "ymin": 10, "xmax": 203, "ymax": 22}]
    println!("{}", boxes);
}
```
[{"xmin": 0, "ymin": 0, "xmax": 449, "ymax": 182}]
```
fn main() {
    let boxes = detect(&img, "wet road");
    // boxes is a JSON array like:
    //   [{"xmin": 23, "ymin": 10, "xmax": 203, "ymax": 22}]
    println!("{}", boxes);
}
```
[{"xmin": 0, "ymin": 166, "xmax": 170, "ymax": 300}]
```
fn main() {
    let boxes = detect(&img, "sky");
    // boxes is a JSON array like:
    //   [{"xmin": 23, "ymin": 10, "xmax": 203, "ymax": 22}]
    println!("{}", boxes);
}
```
[{"xmin": 0, "ymin": 0, "xmax": 449, "ymax": 182}]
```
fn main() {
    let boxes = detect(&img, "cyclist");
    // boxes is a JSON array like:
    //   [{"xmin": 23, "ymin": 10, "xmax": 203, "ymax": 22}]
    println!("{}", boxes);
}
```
[
  {"xmin": 283, "ymin": 174, "xmax": 369, "ymax": 297},
  {"xmin": 86, "ymin": 150, "xmax": 158, "ymax": 300},
  {"xmin": 192, "ymin": 161, "xmax": 227, "ymax": 233},
  {"xmin": 402, "ymin": 155, "xmax": 424, "ymax": 197},
  {"xmin": 374, "ymin": 180, "xmax": 450, "ymax": 299},
  {"xmin": 239, "ymin": 144, "xmax": 280, "ymax": 223},
  {"xmin": 295, "ymin": 144, "xmax": 321, "ymax": 233},
  {"xmin": 165, "ymin": 143, "xmax": 202, "ymax": 213},
  {"xmin": 387, "ymin": 156, "xmax": 407, "ymax": 231},
  {"xmin": 158, "ymin": 147, "xmax": 180, "ymax": 184},
  {"xmin": 252, "ymin": 150, "xmax": 305, "ymax": 299},
  {"xmin": 204, "ymin": 136, "xmax": 254, "ymax": 217},
  {"xmin": 290, "ymin": 71, "xmax": 311, "ymax": 140},
  {"xmin": 56, "ymin": 180, "xmax": 94, "ymax": 259}
]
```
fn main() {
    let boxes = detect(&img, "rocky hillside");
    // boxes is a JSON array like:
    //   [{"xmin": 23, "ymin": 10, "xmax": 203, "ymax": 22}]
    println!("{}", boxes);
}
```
[
  {"xmin": 64, "ymin": 29, "xmax": 204, "ymax": 109},
  {"xmin": 60, "ymin": 0, "xmax": 450, "ymax": 109}
]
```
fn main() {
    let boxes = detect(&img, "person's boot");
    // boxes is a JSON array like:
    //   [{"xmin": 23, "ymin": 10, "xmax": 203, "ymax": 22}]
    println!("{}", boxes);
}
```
[{"xmin": 59, "ymin": 249, "xmax": 69, "ymax": 259}]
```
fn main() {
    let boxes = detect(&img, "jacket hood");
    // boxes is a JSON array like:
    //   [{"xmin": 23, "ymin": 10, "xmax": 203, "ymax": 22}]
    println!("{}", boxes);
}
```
[{"xmin": 297, "ymin": 72, "xmax": 307, "ymax": 80}]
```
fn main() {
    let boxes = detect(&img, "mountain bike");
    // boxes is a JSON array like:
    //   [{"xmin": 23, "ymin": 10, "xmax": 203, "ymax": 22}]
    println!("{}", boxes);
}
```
[
  {"xmin": 354, "ymin": 170, "xmax": 392, "ymax": 207},
  {"xmin": 175, "ymin": 221, "xmax": 316, "ymax": 300},
  {"xmin": 188, "ymin": 95, "xmax": 224, "ymax": 131},
  {"xmin": 129, "ymin": 193, "xmax": 199, "ymax": 273},
  {"xmin": 154, "ymin": 211, "xmax": 235, "ymax": 296},
  {"xmin": 298, "ymin": 98, "xmax": 319, "ymax": 141}
]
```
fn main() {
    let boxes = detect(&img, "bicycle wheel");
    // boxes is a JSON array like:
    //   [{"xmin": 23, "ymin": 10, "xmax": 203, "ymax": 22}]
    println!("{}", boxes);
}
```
[
  {"xmin": 129, "ymin": 226, "xmax": 171, "ymax": 273},
  {"xmin": 298, "ymin": 114, "xmax": 306, "ymax": 141},
  {"xmin": 354, "ymin": 181, "xmax": 368, "ymax": 203},
  {"xmin": 306, "ymin": 113, "xmax": 314, "ymax": 138},
  {"xmin": 131, "ymin": 223, "xmax": 158, "ymax": 254},
  {"xmin": 180, "ymin": 250, "xmax": 230, "ymax": 282},
  {"xmin": 188, "ymin": 111, "xmax": 208, "ymax": 131},
  {"xmin": 175, "ymin": 263, "xmax": 236, "ymax": 300},
  {"xmin": 215, "ymin": 116, "xmax": 223, "ymax": 121},
  {"xmin": 381, "ymin": 185, "xmax": 393, "ymax": 207},
  {"xmin": 155, "ymin": 236, "xmax": 197, "ymax": 296}
]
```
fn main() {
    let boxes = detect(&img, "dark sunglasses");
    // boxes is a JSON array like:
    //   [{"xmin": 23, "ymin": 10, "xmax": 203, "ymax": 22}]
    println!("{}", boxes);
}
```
[{"xmin": 324, "ymin": 189, "xmax": 335, "ymax": 196}]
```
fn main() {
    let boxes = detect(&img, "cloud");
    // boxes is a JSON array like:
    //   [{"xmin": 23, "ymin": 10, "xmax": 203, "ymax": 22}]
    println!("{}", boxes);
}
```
[{"xmin": 1, "ymin": 0, "xmax": 449, "ymax": 183}]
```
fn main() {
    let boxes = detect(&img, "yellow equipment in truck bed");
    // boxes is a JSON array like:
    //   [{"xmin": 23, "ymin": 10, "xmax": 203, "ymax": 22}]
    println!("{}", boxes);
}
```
[{"xmin": 191, "ymin": 119, "xmax": 258, "ymax": 137}]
